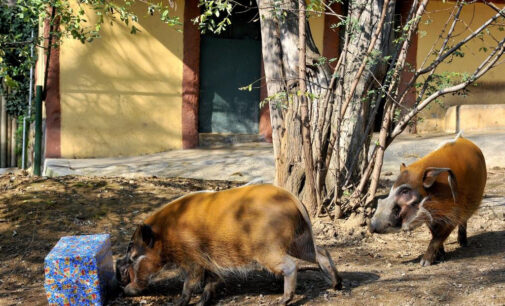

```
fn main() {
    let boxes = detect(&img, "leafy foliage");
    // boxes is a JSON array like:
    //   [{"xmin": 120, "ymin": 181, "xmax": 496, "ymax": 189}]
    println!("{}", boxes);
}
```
[
  {"xmin": 0, "ymin": 0, "xmax": 39, "ymax": 116},
  {"xmin": 193, "ymin": 0, "xmax": 233, "ymax": 34}
]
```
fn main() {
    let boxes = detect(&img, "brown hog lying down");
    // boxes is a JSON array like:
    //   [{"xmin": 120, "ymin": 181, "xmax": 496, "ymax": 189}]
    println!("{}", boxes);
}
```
[
  {"xmin": 116, "ymin": 184, "xmax": 342, "ymax": 305},
  {"xmin": 370, "ymin": 134, "xmax": 487, "ymax": 266}
]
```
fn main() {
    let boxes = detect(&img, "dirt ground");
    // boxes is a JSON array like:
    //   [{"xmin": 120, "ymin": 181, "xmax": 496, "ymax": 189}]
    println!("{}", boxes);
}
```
[{"xmin": 0, "ymin": 169, "xmax": 504, "ymax": 306}]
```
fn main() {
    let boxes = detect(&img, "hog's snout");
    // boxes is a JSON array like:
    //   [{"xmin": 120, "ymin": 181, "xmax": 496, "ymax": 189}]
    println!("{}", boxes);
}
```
[
  {"xmin": 369, "ymin": 218, "xmax": 387, "ymax": 234},
  {"xmin": 368, "ymin": 220, "xmax": 379, "ymax": 234},
  {"xmin": 369, "ymin": 213, "xmax": 402, "ymax": 234}
]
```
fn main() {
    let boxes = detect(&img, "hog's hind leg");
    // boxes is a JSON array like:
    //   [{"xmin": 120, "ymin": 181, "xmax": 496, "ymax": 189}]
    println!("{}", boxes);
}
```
[
  {"xmin": 259, "ymin": 253, "xmax": 298, "ymax": 305},
  {"xmin": 278, "ymin": 255, "xmax": 297, "ymax": 305}
]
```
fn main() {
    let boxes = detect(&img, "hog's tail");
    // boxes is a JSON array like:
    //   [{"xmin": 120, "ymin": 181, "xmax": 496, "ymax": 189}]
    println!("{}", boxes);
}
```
[{"xmin": 284, "ymin": 190, "xmax": 320, "ymax": 261}]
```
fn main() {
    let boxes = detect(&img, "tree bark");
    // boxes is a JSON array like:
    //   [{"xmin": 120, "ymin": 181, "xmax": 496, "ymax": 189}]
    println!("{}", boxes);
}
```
[
  {"xmin": 258, "ymin": 0, "xmax": 395, "ymax": 213},
  {"xmin": 327, "ymin": 0, "xmax": 394, "ymax": 190},
  {"xmin": 257, "ymin": 0, "xmax": 331, "ymax": 215},
  {"xmin": 298, "ymin": 0, "xmax": 320, "ymax": 216},
  {"xmin": 10, "ymin": 117, "xmax": 16, "ymax": 167},
  {"xmin": 0, "ymin": 93, "xmax": 6, "ymax": 168}
]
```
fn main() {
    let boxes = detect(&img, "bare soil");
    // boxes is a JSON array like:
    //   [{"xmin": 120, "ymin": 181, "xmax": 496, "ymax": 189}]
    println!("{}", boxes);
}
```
[{"xmin": 0, "ymin": 170, "xmax": 504, "ymax": 306}]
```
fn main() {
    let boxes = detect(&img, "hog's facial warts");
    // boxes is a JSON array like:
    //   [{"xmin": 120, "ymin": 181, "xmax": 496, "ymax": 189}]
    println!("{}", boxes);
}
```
[
  {"xmin": 370, "ymin": 183, "xmax": 429, "ymax": 233},
  {"xmin": 370, "ymin": 165, "xmax": 458, "ymax": 233}
]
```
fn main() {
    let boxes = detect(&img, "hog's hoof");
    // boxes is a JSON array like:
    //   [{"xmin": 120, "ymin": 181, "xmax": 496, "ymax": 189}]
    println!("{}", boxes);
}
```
[
  {"xmin": 333, "ymin": 277, "xmax": 343, "ymax": 290},
  {"xmin": 174, "ymin": 294, "xmax": 191, "ymax": 306},
  {"xmin": 123, "ymin": 283, "xmax": 142, "ymax": 296},
  {"xmin": 279, "ymin": 293, "xmax": 294, "ymax": 305},
  {"xmin": 458, "ymin": 238, "xmax": 468, "ymax": 247},
  {"xmin": 419, "ymin": 258, "xmax": 432, "ymax": 267},
  {"xmin": 174, "ymin": 299, "xmax": 188, "ymax": 306}
]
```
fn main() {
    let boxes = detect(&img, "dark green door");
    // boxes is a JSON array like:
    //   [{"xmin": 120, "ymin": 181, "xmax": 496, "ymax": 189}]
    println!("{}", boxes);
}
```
[{"xmin": 199, "ymin": 4, "xmax": 261, "ymax": 134}]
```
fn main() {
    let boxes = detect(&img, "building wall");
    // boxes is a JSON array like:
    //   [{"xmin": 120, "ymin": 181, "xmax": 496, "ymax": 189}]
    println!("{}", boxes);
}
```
[
  {"xmin": 49, "ymin": 1, "xmax": 333, "ymax": 158},
  {"xmin": 416, "ymin": 1, "xmax": 505, "ymax": 133},
  {"xmin": 59, "ymin": 1, "xmax": 184, "ymax": 158},
  {"xmin": 309, "ymin": 12, "xmax": 325, "ymax": 54}
]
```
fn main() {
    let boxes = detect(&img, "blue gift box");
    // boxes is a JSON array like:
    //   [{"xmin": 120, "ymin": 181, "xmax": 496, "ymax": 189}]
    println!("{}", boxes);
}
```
[{"xmin": 44, "ymin": 234, "xmax": 114, "ymax": 305}]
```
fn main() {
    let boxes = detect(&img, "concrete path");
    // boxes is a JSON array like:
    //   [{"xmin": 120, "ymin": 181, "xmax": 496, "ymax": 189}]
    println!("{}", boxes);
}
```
[
  {"xmin": 0, "ymin": 168, "xmax": 16, "ymax": 175},
  {"xmin": 43, "ymin": 131, "xmax": 505, "ymax": 182},
  {"xmin": 44, "ymin": 143, "xmax": 275, "ymax": 182}
]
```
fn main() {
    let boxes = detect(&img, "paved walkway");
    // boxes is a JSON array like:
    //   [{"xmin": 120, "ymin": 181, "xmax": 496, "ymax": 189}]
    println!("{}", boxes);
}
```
[
  {"xmin": 43, "ymin": 143, "xmax": 275, "ymax": 182},
  {"xmin": 43, "ymin": 131, "xmax": 505, "ymax": 182},
  {"xmin": 0, "ymin": 168, "xmax": 16, "ymax": 175}
]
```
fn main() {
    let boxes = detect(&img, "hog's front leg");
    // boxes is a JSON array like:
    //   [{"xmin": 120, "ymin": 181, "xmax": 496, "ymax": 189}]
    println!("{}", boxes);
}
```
[
  {"xmin": 421, "ymin": 222, "xmax": 454, "ymax": 266},
  {"xmin": 175, "ymin": 266, "xmax": 204, "ymax": 306},
  {"xmin": 196, "ymin": 271, "xmax": 221, "ymax": 306}
]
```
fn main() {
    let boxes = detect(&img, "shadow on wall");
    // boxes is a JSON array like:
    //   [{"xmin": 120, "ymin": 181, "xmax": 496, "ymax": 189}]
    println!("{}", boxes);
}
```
[{"xmin": 59, "ymin": 1, "xmax": 185, "ymax": 158}]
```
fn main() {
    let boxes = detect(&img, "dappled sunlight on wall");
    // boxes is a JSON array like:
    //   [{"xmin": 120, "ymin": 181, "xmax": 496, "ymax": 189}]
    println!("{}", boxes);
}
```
[{"xmin": 60, "ymin": 0, "xmax": 184, "ymax": 157}]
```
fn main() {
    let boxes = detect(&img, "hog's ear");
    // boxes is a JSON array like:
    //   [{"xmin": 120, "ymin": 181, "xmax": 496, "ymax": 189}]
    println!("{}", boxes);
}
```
[
  {"xmin": 135, "ymin": 224, "xmax": 155, "ymax": 248},
  {"xmin": 400, "ymin": 163, "xmax": 407, "ymax": 172},
  {"xmin": 422, "ymin": 167, "xmax": 458, "ymax": 203}
]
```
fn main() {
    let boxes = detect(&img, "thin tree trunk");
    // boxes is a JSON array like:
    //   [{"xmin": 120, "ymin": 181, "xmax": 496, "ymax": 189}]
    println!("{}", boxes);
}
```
[
  {"xmin": 7, "ymin": 114, "xmax": 11, "ymax": 167},
  {"xmin": 366, "ymin": 100, "xmax": 392, "ymax": 205},
  {"xmin": 257, "ymin": 0, "xmax": 285, "ymax": 186},
  {"xmin": 11, "ymin": 117, "xmax": 17, "ymax": 167},
  {"xmin": 298, "ymin": 0, "xmax": 319, "ymax": 216},
  {"xmin": 0, "ymin": 93, "xmax": 6, "ymax": 168}
]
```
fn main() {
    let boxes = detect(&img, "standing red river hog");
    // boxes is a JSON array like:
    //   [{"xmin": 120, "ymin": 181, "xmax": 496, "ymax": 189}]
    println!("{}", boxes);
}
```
[
  {"xmin": 115, "ymin": 184, "xmax": 342, "ymax": 305},
  {"xmin": 369, "ymin": 133, "xmax": 487, "ymax": 266}
]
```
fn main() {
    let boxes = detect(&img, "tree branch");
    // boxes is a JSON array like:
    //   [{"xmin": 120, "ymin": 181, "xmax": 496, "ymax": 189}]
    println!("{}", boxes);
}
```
[
  {"xmin": 365, "ymin": 0, "xmax": 428, "ymax": 205},
  {"xmin": 397, "ymin": 2, "xmax": 464, "ymax": 107},
  {"xmin": 416, "ymin": 6, "xmax": 505, "ymax": 76},
  {"xmin": 391, "ymin": 36, "xmax": 505, "ymax": 139}
]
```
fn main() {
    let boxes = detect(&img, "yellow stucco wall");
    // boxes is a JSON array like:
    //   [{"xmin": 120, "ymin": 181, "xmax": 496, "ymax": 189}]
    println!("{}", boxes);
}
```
[
  {"xmin": 416, "ymin": 1, "xmax": 505, "ymax": 133},
  {"xmin": 309, "ymin": 13, "xmax": 325, "ymax": 54},
  {"xmin": 59, "ymin": 1, "xmax": 184, "ymax": 158}
]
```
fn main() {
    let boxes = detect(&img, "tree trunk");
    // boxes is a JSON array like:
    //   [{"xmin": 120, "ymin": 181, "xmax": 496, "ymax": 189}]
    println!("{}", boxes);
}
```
[
  {"xmin": 0, "ymin": 93, "xmax": 6, "ymax": 168},
  {"xmin": 327, "ymin": 0, "xmax": 394, "ymax": 194},
  {"xmin": 257, "ymin": 0, "xmax": 331, "ymax": 215},
  {"xmin": 11, "ymin": 117, "xmax": 17, "ymax": 167},
  {"xmin": 258, "ymin": 0, "xmax": 395, "ymax": 214}
]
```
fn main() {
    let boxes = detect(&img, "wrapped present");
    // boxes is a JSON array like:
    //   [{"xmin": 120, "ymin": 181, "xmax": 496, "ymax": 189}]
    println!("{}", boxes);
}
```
[{"xmin": 44, "ymin": 234, "xmax": 114, "ymax": 306}]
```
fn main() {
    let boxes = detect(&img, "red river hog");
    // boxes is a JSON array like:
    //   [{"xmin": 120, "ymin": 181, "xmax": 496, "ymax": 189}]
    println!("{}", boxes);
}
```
[
  {"xmin": 115, "ymin": 184, "xmax": 342, "ymax": 305},
  {"xmin": 369, "ymin": 133, "xmax": 486, "ymax": 266}
]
